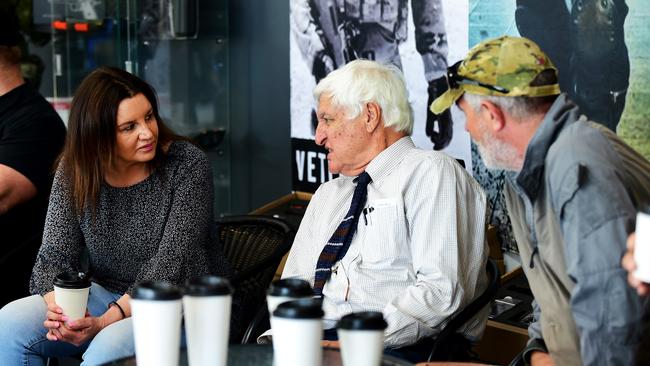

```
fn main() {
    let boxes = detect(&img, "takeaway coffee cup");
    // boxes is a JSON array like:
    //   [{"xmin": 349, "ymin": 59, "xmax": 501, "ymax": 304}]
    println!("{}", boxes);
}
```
[
  {"xmin": 337, "ymin": 311, "xmax": 387, "ymax": 366},
  {"xmin": 53, "ymin": 272, "xmax": 91, "ymax": 322},
  {"xmin": 267, "ymin": 278, "xmax": 313, "ymax": 314},
  {"xmin": 635, "ymin": 208, "xmax": 650, "ymax": 282},
  {"xmin": 271, "ymin": 298, "xmax": 324, "ymax": 366},
  {"xmin": 131, "ymin": 281, "xmax": 183, "ymax": 366},
  {"xmin": 183, "ymin": 275, "xmax": 233, "ymax": 366}
]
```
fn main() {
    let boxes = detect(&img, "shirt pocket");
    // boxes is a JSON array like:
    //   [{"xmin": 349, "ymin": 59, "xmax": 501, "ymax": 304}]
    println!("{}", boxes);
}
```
[
  {"xmin": 556, "ymin": 163, "xmax": 626, "ymax": 238},
  {"xmin": 360, "ymin": 198, "xmax": 402, "ymax": 266}
]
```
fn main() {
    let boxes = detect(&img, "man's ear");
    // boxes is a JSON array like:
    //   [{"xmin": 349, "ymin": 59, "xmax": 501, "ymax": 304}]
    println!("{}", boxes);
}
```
[
  {"xmin": 480, "ymin": 100, "xmax": 506, "ymax": 132},
  {"xmin": 365, "ymin": 102, "xmax": 382, "ymax": 133}
]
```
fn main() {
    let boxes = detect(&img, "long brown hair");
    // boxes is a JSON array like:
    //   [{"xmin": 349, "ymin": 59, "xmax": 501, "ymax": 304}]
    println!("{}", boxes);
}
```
[{"xmin": 59, "ymin": 66, "xmax": 180, "ymax": 214}]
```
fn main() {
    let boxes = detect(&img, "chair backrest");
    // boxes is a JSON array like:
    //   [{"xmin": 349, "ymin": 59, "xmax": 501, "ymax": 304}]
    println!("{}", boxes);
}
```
[
  {"xmin": 216, "ymin": 215, "xmax": 295, "ymax": 342},
  {"xmin": 427, "ymin": 257, "xmax": 501, "ymax": 362}
]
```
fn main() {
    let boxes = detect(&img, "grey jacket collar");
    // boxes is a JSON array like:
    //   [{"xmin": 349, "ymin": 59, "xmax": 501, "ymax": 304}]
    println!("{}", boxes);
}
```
[{"xmin": 508, "ymin": 93, "xmax": 583, "ymax": 201}]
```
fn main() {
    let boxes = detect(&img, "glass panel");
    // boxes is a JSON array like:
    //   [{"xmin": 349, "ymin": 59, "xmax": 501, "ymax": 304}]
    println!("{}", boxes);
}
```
[{"xmin": 27, "ymin": 0, "xmax": 231, "ymax": 216}]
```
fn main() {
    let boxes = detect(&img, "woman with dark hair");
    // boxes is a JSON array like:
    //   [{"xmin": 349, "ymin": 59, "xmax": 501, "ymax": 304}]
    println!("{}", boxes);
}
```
[{"xmin": 0, "ymin": 66, "xmax": 232, "ymax": 365}]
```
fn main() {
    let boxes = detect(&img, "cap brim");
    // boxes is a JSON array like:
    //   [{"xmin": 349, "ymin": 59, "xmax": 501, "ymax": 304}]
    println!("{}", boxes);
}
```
[{"xmin": 430, "ymin": 88, "xmax": 465, "ymax": 115}]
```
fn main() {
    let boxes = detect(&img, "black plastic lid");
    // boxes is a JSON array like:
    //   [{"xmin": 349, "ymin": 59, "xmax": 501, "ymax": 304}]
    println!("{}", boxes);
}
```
[
  {"xmin": 53, "ymin": 272, "xmax": 91, "ymax": 289},
  {"xmin": 268, "ymin": 278, "xmax": 313, "ymax": 297},
  {"xmin": 185, "ymin": 275, "xmax": 232, "ymax": 296},
  {"xmin": 337, "ymin": 311, "xmax": 387, "ymax": 330},
  {"xmin": 273, "ymin": 298, "xmax": 324, "ymax": 319},
  {"xmin": 133, "ymin": 281, "xmax": 182, "ymax": 301}
]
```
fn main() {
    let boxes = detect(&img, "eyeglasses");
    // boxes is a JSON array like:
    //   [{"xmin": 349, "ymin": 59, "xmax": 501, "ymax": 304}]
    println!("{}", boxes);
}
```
[{"xmin": 446, "ymin": 60, "xmax": 510, "ymax": 94}]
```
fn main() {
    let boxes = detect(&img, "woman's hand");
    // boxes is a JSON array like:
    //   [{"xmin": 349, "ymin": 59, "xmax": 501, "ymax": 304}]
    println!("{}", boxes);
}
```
[
  {"xmin": 44, "ymin": 302, "xmax": 67, "ymax": 341},
  {"xmin": 622, "ymin": 233, "xmax": 650, "ymax": 296},
  {"xmin": 42, "ymin": 292, "xmax": 105, "ymax": 346},
  {"xmin": 43, "ymin": 292, "xmax": 68, "ymax": 342},
  {"xmin": 54, "ymin": 313, "xmax": 106, "ymax": 346},
  {"xmin": 43, "ymin": 292, "xmax": 130, "ymax": 345}
]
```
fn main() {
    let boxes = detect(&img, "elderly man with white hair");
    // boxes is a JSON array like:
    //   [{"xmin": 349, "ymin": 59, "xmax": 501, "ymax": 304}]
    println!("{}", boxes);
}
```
[{"xmin": 280, "ymin": 59, "xmax": 489, "ymax": 362}]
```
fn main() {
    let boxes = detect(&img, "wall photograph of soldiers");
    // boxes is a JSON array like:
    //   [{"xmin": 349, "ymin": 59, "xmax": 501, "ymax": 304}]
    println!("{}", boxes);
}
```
[{"xmin": 290, "ymin": 0, "xmax": 471, "ymax": 192}]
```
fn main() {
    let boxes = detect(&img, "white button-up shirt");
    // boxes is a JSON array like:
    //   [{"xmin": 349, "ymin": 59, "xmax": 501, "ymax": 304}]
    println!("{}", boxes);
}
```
[{"xmin": 282, "ymin": 137, "xmax": 489, "ymax": 348}]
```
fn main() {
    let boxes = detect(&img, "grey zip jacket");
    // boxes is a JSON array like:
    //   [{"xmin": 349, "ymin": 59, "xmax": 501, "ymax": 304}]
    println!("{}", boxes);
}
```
[{"xmin": 504, "ymin": 94, "xmax": 650, "ymax": 365}]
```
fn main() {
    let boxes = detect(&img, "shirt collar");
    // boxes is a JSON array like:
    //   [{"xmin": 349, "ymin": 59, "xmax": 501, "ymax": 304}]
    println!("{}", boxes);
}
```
[
  {"xmin": 364, "ymin": 136, "xmax": 415, "ymax": 186},
  {"xmin": 512, "ymin": 93, "xmax": 582, "ymax": 200}
]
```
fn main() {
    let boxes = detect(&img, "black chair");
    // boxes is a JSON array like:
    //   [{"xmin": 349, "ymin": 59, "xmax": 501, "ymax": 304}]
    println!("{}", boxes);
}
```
[
  {"xmin": 426, "ymin": 257, "xmax": 501, "ymax": 362},
  {"xmin": 240, "ymin": 298, "xmax": 272, "ymax": 344},
  {"xmin": 216, "ymin": 215, "xmax": 295, "ymax": 343}
]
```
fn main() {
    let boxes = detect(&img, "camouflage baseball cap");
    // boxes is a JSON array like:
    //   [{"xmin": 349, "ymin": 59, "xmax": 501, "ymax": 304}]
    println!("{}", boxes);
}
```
[{"xmin": 431, "ymin": 36, "xmax": 561, "ymax": 114}]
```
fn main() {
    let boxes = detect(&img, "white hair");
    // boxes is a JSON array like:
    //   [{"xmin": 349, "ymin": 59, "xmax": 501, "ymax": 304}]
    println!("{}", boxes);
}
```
[
  {"xmin": 463, "ymin": 93, "xmax": 555, "ymax": 121},
  {"xmin": 313, "ymin": 59, "xmax": 413, "ymax": 134},
  {"xmin": 463, "ymin": 93, "xmax": 528, "ymax": 121}
]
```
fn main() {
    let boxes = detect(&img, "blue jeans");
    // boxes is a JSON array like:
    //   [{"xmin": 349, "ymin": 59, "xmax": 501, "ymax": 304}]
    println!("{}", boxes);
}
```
[{"xmin": 0, "ymin": 282, "xmax": 135, "ymax": 366}]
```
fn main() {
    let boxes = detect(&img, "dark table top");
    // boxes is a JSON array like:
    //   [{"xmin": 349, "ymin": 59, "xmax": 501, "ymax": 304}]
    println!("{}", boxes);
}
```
[{"xmin": 106, "ymin": 344, "xmax": 414, "ymax": 366}]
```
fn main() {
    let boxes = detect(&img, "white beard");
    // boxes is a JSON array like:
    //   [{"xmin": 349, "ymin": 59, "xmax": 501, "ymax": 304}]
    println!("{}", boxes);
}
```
[{"xmin": 476, "ymin": 122, "xmax": 523, "ymax": 172}]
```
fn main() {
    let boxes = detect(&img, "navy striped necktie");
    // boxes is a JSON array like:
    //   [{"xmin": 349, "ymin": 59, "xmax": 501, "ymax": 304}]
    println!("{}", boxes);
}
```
[{"xmin": 313, "ymin": 171, "xmax": 372, "ymax": 297}]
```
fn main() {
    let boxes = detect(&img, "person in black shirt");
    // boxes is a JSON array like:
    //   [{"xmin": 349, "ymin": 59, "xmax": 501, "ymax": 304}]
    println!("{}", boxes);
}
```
[{"xmin": 0, "ymin": 7, "xmax": 66, "ymax": 306}]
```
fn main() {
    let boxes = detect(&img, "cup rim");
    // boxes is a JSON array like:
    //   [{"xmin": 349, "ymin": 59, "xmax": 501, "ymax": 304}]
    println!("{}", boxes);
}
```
[
  {"xmin": 268, "ymin": 278, "xmax": 313, "ymax": 297},
  {"xmin": 133, "ymin": 281, "xmax": 182, "ymax": 301},
  {"xmin": 53, "ymin": 271, "xmax": 91, "ymax": 289},
  {"xmin": 336, "ymin": 311, "xmax": 387, "ymax": 330},
  {"xmin": 184, "ymin": 275, "xmax": 233, "ymax": 296},
  {"xmin": 272, "ymin": 298, "xmax": 323, "ymax": 319}
]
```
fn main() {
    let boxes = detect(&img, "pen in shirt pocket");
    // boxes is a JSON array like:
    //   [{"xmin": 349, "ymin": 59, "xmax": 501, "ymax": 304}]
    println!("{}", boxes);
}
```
[{"xmin": 362, "ymin": 207, "xmax": 374, "ymax": 225}]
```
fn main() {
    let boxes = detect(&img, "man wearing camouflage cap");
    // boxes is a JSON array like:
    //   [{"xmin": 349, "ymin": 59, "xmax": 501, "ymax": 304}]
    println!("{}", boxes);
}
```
[{"xmin": 432, "ymin": 36, "xmax": 650, "ymax": 365}]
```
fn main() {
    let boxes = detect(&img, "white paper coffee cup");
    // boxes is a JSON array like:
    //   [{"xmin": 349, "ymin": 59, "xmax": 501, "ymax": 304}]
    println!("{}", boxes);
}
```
[
  {"xmin": 267, "ymin": 278, "xmax": 313, "ymax": 315},
  {"xmin": 634, "ymin": 210, "xmax": 650, "ymax": 282},
  {"xmin": 337, "ymin": 311, "xmax": 387, "ymax": 366},
  {"xmin": 53, "ymin": 272, "xmax": 91, "ymax": 322},
  {"xmin": 131, "ymin": 281, "xmax": 183, "ymax": 366},
  {"xmin": 183, "ymin": 276, "xmax": 233, "ymax": 366},
  {"xmin": 271, "ymin": 298, "xmax": 324, "ymax": 366}
]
